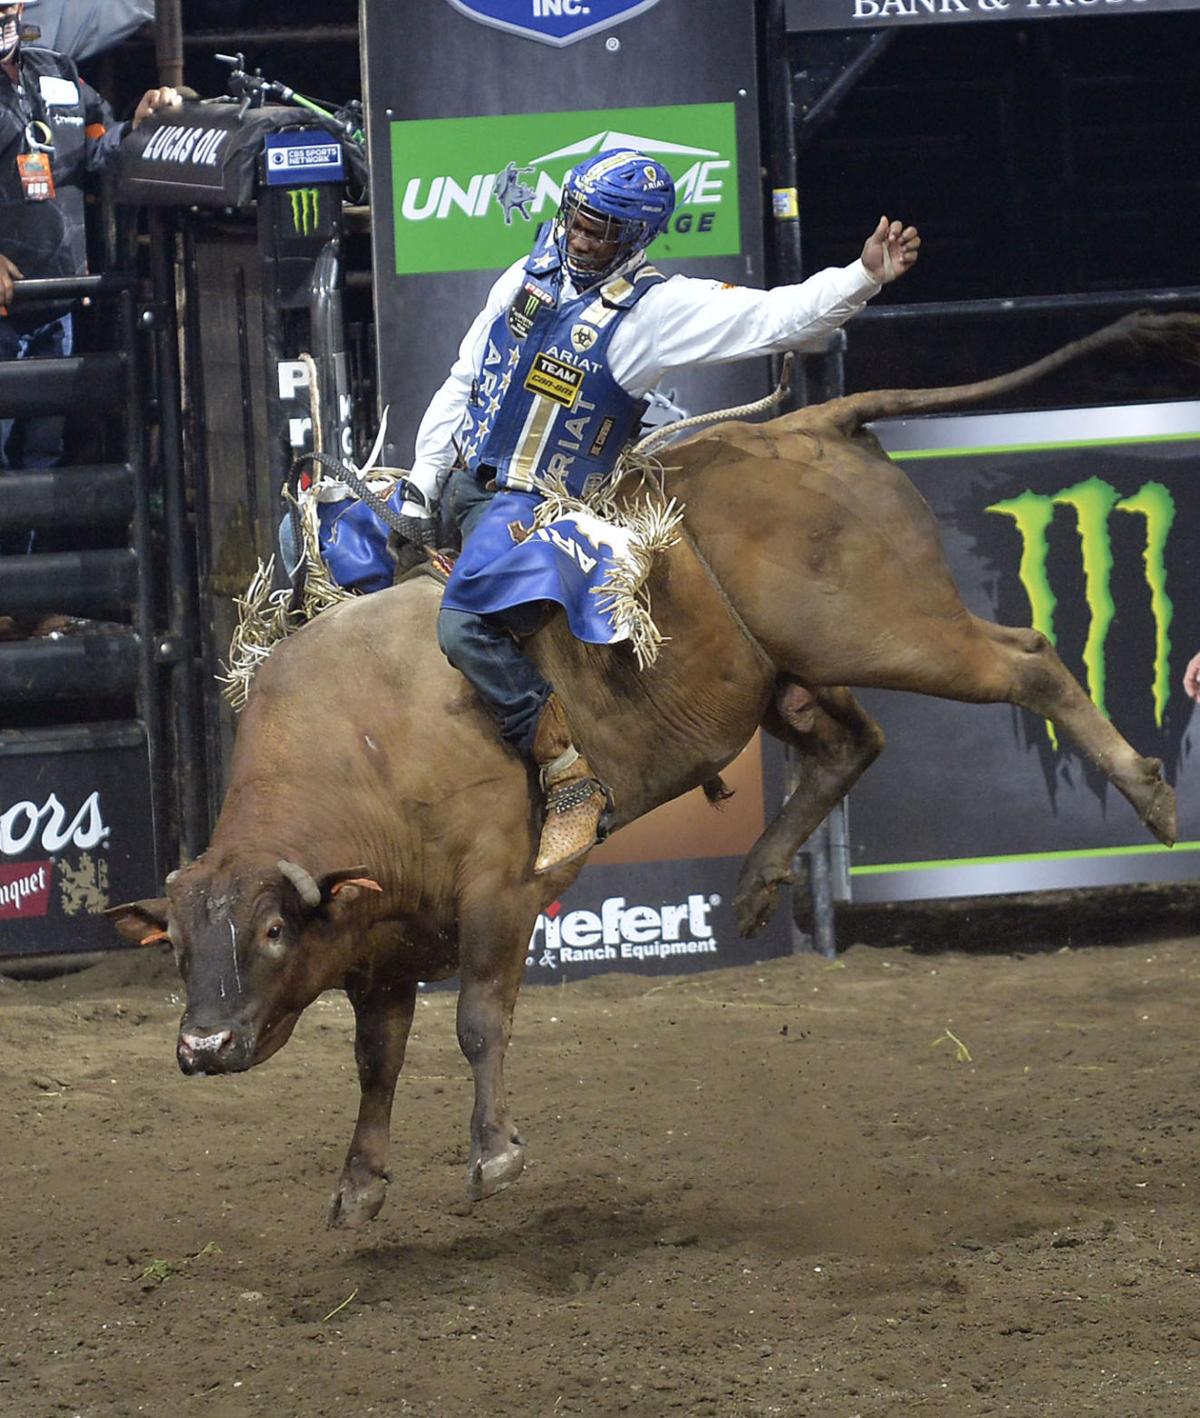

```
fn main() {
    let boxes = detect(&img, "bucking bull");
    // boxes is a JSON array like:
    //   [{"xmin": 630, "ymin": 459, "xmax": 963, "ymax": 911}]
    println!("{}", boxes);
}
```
[{"xmin": 109, "ymin": 311, "xmax": 1193, "ymax": 1228}]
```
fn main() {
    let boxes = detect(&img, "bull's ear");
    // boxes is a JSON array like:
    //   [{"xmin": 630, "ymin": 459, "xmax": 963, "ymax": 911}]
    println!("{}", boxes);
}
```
[
  {"xmin": 104, "ymin": 899, "xmax": 170, "ymax": 946},
  {"xmin": 277, "ymin": 861, "xmax": 384, "ymax": 914},
  {"xmin": 321, "ymin": 866, "xmax": 384, "ymax": 906}
]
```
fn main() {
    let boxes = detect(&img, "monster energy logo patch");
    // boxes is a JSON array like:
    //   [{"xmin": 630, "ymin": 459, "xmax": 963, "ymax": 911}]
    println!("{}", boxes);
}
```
[
  {"xmin": 507, "ymin": 284, "xmax": 550, "ymax": 341},
  {"xmin": 987, "ymin": 476, "xmax": 1176, "ymax": 735},
  {"xmin": 288, "ymin": 187, "xmax": 320, "ymax": 237}
]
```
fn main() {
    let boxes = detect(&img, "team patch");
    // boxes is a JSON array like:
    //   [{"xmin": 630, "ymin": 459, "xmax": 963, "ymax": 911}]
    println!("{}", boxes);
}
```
[{"xmin": 524, "ymin": 352, "xmax": 584, "ymax": 409}]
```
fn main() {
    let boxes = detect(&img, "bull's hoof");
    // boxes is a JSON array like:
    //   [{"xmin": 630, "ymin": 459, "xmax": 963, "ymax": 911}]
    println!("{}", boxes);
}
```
[
  {"xmin": 1144, "ymin": 773, "xmax": 1177, "ymax": 847},
  {"xmin": 466, "ymin": 1141, "xmax": 525, "ymax": 1202},
  {"xmin": 326, "ymin": 1169, "xmax": 389, "ymax": 1230},
  {"xmin": 735, "ymin": 867, "xmax": 787, "ymax": 938}
]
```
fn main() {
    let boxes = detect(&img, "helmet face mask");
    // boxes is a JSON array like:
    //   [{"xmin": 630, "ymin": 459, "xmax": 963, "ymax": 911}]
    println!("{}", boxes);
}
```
[
  {"xmin": 557, "ymin": 194, "xmax": 649, "ymax": 284},
  {"xmin": 553, "ymin": 149, "xmax": 676, "ymax": 289}
]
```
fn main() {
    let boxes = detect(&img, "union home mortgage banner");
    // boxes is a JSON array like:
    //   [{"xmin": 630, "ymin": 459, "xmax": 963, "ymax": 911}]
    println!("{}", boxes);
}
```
[
  {"xmin": 848, "ymin": 402, "xmax": 1200, "ymax": 903},
  {"xmin": 786, "ymin": 0, "xmax": 1200, "ymax": 29},
  {"xmin": 390, "ymin": 102, "xmax": 740, "ymax": 277},
  {"xmin": 363, "ymin": 0, "xmax": 764, "ymax": 470}
]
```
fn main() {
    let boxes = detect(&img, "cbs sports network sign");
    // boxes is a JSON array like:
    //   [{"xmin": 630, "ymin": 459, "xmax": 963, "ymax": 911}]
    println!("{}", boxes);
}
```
[{"xmin": 389, "ymin": 102, "xmax": 739, "ymax": 276}]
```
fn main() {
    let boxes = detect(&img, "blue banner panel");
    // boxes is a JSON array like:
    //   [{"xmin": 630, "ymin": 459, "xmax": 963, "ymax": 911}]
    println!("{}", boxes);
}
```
[
  {"xmin": 849, "ymin": 402, "xmax": 1200, "ymax": 902},
  {"xmin": 0, "ymin": 725, "xmax": 158, "ymax": 960},
  {"xmin": 443, "ymin": 0, "xmax": 664, "ymax": 47},
  {"xmin": 263, "ymin": 131, "xmax": 345, "ymax": 187}
]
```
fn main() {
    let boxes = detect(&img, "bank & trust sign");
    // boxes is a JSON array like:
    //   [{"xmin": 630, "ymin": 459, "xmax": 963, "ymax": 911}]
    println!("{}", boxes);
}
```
[{"xmin": 787, "ymin": 0, "xmax": 1200, "ymax": 27}]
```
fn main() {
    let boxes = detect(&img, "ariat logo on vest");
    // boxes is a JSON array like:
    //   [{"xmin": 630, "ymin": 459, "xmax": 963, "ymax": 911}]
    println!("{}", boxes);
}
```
[
  {"xmin": 525, "ymin": 352, "xmax": 584, "ymax": 408},
  {"xmin": 570, "ymin": 323, "xmax": 598, "ymax": 353}
]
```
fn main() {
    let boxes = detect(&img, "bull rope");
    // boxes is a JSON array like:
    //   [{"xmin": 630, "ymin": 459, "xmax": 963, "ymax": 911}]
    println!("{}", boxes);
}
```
[{"xmin": 630, "ymin": 352, "xmax": 795, "ymax": 459}]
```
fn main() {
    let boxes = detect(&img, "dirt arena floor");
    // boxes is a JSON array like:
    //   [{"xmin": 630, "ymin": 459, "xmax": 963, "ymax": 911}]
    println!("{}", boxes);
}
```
[{"xmin": 1, "ymin": 892, "xmax": 1198, "ymax": 1417}]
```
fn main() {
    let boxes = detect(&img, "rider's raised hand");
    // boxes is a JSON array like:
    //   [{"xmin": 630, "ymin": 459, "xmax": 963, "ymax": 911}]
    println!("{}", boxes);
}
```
[{"xmin": 862, "ymin": 216, "xmax": 921, "ymax": 284}]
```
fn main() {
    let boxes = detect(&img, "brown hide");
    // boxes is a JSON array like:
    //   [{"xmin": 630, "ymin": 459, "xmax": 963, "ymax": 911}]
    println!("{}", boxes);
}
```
[
  {"xmin": 525, "ymin": 531, "xmax": 775, "ymax": 830},
  {"xmin": 658, "ymin": 413, "xmax": 972, "ymax": 690},
  {"xmin": 217, "ymin": 575, "xmax": 545, "ymax": 961}
]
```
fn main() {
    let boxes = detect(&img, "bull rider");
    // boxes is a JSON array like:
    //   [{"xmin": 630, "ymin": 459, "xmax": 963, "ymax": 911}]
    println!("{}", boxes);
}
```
[{"xmin": 399, "ymin": 149, "xmax": 920, "ymax": 875}]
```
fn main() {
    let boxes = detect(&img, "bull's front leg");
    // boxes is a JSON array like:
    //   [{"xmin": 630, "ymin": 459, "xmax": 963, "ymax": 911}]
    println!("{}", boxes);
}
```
[
  {"xmin": 456, "ymin": 898, "xmax": 533, "ymax": 1202},
  {"xmin": 326, "ymin": 973, "xmax": 417, "ymax": 1229}
]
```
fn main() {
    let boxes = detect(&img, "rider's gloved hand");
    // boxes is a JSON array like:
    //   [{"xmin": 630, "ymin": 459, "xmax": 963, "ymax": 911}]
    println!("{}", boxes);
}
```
[{"xmin": 394, "ymin": 496, "xmax": 438, "ymax": 549}]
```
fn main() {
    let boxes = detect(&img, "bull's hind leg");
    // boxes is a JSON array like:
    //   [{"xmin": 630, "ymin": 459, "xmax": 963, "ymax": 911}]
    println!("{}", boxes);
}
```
[
  {"xmin": 974, "ymin": 621, "xmax": 1176, "ymax": 844},
  {"xmin": 835, "ymin": 613, "xmax": 1175, "ymax": 846},
  {"xmin": 456, "ymin": 888, "xmax": 539, "ymax": 1201},
  {"xmin": 737, "ymin": 683, "xmax": 885, "ymax": 937},
  {"xmin": 327, "ymin": 974, "xmax": 418, "ymax": 1230}
]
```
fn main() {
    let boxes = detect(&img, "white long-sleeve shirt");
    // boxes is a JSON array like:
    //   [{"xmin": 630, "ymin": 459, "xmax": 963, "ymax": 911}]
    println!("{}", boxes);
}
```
[{"xmin": 408, "ymin": 255, "xmax": 882, "ymax": 503}]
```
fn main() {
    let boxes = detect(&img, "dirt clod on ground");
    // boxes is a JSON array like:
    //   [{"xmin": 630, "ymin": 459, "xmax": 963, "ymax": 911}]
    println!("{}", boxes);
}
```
[{"xmin": 1, "ymin": 916, "xmax": 1198, "ymax": 1416}]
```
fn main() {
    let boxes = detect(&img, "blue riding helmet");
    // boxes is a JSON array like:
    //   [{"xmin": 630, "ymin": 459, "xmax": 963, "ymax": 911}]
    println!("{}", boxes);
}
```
[{"xmin": 555, "ymin": 149, "xmax": 676, "ymax": 287}]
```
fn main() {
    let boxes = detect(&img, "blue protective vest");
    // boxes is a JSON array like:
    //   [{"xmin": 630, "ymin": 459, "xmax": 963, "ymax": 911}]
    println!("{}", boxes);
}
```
[{"xmin": 462, "ymin": 223, "xmax": 665, "ymax": 500}]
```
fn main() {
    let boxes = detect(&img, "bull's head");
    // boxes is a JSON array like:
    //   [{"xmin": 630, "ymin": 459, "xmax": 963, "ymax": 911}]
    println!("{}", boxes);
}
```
[{"xmin": 106, "ymin": 856, "xmax": 382, "ymax": 1076}]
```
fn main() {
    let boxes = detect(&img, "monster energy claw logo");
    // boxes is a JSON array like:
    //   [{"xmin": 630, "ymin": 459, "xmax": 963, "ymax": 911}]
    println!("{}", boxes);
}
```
[
  {"xmin": 988, "ymin": 476, "xmax": 1176, "ymax": 734},
  {"xmin": 289, "ymin": 187, "xmax": 320, "ymax": 237}
]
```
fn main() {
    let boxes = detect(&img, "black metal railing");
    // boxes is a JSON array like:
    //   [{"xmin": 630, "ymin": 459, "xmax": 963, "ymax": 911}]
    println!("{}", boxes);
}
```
[{"xmin": 0, "ymin": 271, "xmax": 196, "ymax": 882}]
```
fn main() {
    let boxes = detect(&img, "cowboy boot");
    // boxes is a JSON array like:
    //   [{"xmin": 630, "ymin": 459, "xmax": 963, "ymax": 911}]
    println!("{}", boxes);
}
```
[{"xmin": 531, "ymin": 694, "xmax": 611, "ymax": 875}]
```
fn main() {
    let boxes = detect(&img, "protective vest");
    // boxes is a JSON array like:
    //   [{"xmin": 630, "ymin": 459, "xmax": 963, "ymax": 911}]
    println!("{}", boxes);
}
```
[{"xmin": 464, "ymin": 223, "xmax": 664, "ymax": 500}]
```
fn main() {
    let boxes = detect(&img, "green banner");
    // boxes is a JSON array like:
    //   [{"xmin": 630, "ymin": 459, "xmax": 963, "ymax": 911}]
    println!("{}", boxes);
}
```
[{"xmin": 390, "ymin": 102, "xmax": 740, "ymax": 276}]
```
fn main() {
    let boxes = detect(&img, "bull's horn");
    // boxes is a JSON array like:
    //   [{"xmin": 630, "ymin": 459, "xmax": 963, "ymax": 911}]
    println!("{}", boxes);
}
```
[
  {"xmin": 277, "ymin": 859, "xmax": 322, "ymax": 907},
  {"xmin": 165, "ymin": 869, "xmax": 180, "ymax": 885}
]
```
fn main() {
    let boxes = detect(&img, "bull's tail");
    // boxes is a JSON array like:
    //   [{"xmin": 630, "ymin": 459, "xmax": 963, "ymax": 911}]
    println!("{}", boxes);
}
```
[{"xmin": 818, "ymin": 310, "xmax": 1200, "ymax": 437}]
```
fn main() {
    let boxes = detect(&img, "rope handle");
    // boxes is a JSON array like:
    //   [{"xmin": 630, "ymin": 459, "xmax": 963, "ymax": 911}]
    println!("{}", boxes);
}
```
[
  {"xmin": 631, "ymin": 352, "xmax": 795, "ymax": 459},
  {"xmin": 291, "ymin": 450, "xmax": 427, "ymax": 534}
]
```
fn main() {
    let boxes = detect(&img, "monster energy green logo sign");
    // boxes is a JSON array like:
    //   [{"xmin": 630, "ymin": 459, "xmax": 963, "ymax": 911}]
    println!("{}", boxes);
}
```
[
  {"xmin": 987, "ymin": 476, "xmax": 1176, "ymax": 735},
  {"xmin": 288, "ymin": 187, "xmax": 320, "ymax": 237}
]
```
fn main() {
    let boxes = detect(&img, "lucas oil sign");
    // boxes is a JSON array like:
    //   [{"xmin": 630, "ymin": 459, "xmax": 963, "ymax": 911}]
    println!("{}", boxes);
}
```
[{"xmin": 390, "ymin": 102, "xmax": 739, "ymax": 275}]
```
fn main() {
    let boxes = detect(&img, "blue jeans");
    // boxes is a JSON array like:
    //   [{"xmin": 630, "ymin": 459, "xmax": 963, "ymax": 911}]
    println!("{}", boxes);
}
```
[
  {"xmin": 437, "ymin": 469, "xmax": 553, "ymax": 754},
  {"xmin": 0, "ymin": 312, "xmax": 73, "ymax": 472}
]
